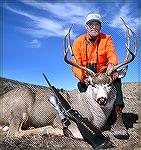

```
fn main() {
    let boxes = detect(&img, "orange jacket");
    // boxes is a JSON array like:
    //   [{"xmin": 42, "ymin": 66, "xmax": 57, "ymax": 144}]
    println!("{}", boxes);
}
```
[{"xmin": 72, "ymin": 33, "xmax": 118, "ymax": 81}]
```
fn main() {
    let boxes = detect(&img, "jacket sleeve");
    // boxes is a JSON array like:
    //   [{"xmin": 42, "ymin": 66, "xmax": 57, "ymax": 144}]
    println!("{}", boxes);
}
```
[
  {"xmin": 106, "ymin": 36, "xmax": 118, "ymax": 65},
  {"xmin": 71, "ymin": 39, "xmax": 83, "ymax": 81}
]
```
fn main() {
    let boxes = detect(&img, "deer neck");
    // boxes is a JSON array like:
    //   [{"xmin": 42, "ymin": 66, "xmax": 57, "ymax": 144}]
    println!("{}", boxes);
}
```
[{"xmin": 84, "ymin": 85, "xmax": 107, "ymax": 128}]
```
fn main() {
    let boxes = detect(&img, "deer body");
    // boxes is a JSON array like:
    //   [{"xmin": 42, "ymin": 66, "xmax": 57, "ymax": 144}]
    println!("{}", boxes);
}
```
[
  {"xmin": 1, "ymin": 86, "xmax": 58, "ymax": 135},
  {"xmin": 1, "ymin": 76, "xmax": 117, "ymax": 138}
]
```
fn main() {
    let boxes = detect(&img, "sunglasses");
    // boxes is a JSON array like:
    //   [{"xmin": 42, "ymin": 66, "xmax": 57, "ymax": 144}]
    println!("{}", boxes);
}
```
[{"xmin": 86, "ymin": 20, "xmax": 101, "ymax": 26}]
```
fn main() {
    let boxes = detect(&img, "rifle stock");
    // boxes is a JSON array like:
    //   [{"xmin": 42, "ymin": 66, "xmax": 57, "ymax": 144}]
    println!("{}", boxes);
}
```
[{"xmin": 43, "ymin": 73, "xmax": 115, "ymax": 149}]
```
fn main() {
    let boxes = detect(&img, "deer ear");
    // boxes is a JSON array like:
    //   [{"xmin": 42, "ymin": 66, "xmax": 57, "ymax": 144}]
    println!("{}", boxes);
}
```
[{"xmin": 118, "ymin": 65, "xmax": 128, "ymax": 78}]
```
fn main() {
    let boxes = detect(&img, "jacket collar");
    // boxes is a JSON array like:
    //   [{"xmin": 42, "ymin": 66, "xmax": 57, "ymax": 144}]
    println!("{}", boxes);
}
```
[{"xmin": 85, "ymin": 33, "xmax": 100, "ymax": 45}]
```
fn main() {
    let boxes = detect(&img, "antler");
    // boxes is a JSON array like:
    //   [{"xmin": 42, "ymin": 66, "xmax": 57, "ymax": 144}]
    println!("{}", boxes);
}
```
[
  {"xmin": 112, "ymin": 17, "xmax": 137, "ymax": 71},
  {"xmin": 64, "ymin": 26, "xmax": 96, "ymax": 76}
]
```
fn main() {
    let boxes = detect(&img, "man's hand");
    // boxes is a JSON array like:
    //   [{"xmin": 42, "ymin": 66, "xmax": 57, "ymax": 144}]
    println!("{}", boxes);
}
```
[
  {"xmin": 106, "ymin": 63, "xmax": 118, "ymax": 80},
  {"xmin": 111, "ymin": 70, "xmax": 118, "ymax": 80},
  {"xmin": 106, "ymin": 63, "xmax": 114, "ymax": 75}
]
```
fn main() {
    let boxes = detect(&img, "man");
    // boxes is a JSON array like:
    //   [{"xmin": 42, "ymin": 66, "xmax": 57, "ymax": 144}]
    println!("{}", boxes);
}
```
[{"xmin": 71, "ymin": 13, "xmax": 129, "ymax": 139}]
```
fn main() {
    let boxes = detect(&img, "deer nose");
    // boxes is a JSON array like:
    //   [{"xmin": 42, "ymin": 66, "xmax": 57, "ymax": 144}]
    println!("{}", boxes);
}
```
[{"xmin": 96, "ymin": 97, "xmax": 107, "ymax": 106}]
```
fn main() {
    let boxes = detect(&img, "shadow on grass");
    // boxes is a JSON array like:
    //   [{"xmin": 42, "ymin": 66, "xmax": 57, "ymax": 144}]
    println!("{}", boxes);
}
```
[{"xmin": 123, "ymin": 113, "xmax": 138, "ymax": 129}]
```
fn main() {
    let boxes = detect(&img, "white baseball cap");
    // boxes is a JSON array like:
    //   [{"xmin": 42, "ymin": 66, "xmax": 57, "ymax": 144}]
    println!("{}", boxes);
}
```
[{"xmin": 86, "ymin": 13, "xmax": 102, "ymax": 24}]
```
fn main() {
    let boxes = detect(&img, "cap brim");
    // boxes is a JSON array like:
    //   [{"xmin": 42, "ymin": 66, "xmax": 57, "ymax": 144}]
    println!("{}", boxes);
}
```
[{"xmin": 86, "ymin": 19, "xmax": 101, "ymax": 25}]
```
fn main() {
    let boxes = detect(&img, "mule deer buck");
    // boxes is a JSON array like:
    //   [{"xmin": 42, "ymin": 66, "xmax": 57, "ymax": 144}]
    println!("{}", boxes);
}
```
[{"xmin": 1, "ymin": 18, "xmax": 137, "ymax": 139}]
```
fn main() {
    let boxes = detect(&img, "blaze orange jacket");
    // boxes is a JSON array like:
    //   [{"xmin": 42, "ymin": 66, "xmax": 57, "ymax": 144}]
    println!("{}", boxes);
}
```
[{"xmin": 72, "ymin": 33, "xmax": 118, "ymax": 81}]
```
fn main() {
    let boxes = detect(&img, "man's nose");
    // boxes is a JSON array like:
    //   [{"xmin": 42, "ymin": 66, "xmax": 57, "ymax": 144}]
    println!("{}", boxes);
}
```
[{"xmin": 91, "ymin": 24, "xmax": 96, "ymax": 29}]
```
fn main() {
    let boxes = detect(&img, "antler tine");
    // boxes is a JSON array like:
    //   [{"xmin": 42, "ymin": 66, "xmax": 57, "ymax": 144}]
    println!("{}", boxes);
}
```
[
  {"xmin": 67, "ymin": 25, "xmax": 77, "ymax": 62},
  {"xmin": 113, "ymin": 46, "xmax": 135, "ymax": 70},
  {"xmin": 120, "ymin": 17, "xmax": 130, "ymax": 61},
  {"xmin": 68, "ymin": 24, "xmax": 73, "ymax": 49},
  {"xmin": 121, "ymin": 17, "xmax": 137, "ymax": 57},
  {"xmin": 64, "ymin": 26, "xmax": 96, "ymax": 76},
  {"xmin": 112, "ymin": 17, "xmax": 137, "ymax": 71},
  {"xmin": 63, "ymin": 32, "xmax": 69, "ymax": 56},
  {"xmin": 63, "ymin": 25, "xmax": 74, "ymax": 61},
  {"xmin": 129, "ymin": 27, "xmax": 137, "ymax": 56}
]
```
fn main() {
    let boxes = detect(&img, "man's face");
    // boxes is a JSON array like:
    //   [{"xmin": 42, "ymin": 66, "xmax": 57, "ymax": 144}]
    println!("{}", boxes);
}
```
[{"xmin": 85, "ymin": 21, "xmax": 101, "ymax": 38}]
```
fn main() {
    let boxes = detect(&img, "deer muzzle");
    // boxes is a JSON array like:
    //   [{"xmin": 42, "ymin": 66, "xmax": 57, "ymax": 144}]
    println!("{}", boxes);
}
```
[{"xmin": 96, "ymin": 97, "xmax": 107, "ymax": 106}]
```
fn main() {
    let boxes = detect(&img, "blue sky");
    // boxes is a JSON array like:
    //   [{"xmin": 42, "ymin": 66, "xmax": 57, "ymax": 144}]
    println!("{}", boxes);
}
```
[{"xmin": 1, "ymin": 0, "xmax": 141, "ymax": 90}]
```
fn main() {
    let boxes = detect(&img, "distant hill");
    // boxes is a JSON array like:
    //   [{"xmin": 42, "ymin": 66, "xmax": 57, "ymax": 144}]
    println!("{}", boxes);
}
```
[{"xmin": 0, "ymin": 77, "xmax": 50, "ymax": 96}]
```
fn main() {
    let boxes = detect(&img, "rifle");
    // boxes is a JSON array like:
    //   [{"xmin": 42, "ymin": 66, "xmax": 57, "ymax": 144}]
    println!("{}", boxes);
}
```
[{"xmin": 43, "ymin": 73, "xmax": 115, "ymax": 149}]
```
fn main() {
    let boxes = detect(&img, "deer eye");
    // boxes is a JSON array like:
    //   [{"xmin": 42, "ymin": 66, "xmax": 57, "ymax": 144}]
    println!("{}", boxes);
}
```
[{"xmin": 108, "ymin": 83, "xmax": 113, "ymax": 87}]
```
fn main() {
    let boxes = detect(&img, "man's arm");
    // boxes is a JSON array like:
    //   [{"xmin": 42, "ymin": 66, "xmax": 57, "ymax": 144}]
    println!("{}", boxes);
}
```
[
  {"xmin": 106, "ymin": 36, "xmax": 118, "ymax": 66},
  {"xmin": 71, "ymin": 39, "xmax": 83, "ymax": 81},
  {"xmin": 106, "ymin": 36, "xmax": 118, "ymax": 79}
]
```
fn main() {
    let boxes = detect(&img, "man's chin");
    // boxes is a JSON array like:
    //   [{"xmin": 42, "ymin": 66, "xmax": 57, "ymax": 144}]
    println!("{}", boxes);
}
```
[{"xmin": 89, "ymin": 32, "xmax": 99, "ymax": 37}]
